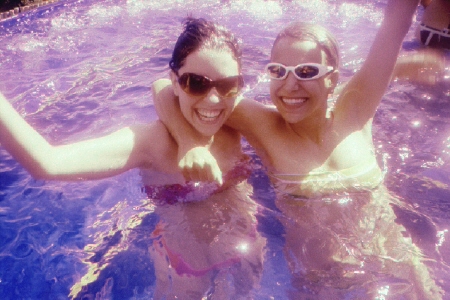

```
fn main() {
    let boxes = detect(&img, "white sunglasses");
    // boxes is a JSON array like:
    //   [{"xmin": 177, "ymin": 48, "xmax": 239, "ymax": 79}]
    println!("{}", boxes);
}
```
[{"xmin": 265, "ymin": 63, "xmax": 334, "ymax": 80}]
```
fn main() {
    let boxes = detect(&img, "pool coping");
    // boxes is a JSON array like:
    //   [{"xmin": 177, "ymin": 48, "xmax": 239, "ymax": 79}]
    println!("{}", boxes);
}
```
[{"xmin": 0, "ymin": 0, "xmax": 60, "ymax": 21}]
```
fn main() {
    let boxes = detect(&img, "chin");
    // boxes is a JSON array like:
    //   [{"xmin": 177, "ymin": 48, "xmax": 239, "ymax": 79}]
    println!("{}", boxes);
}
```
[
  {"xmin": 195, "ymin": 125, "xmax": 221, "ymax": 138},
  {"xmin": 277, "ymin": 111, "xmax": 304, "ymax": 124},
  {"xmin": 284, "ymin": 116, "xmax": 305, "ymax": 124}
]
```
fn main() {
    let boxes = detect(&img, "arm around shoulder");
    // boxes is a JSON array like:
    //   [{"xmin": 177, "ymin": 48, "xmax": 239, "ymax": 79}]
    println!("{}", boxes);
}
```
[{"xmin": 226, "ymin": 97, "xmax": 278, "ymax": 138}]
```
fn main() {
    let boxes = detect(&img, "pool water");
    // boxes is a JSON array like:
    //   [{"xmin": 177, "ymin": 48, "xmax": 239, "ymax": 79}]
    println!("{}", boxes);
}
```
[{"xmin": 0, "ymin": 0, "xmax": 449, "ymax": 299}]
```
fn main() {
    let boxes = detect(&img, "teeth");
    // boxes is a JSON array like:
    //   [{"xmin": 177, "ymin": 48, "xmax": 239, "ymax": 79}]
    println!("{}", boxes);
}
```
[
  {"xmin": 197, "ymin": 109, "xmax": 221, "ymax": 121},
  {"xmin": 282, "ymin": 98, "xmax": 307, "ymax": 105}
]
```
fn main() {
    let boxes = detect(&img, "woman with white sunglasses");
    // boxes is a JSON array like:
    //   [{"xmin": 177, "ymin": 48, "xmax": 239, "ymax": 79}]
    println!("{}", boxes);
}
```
[{"xmin": 154, "ymin": 0, "xmax": 444, "ymax": 298}]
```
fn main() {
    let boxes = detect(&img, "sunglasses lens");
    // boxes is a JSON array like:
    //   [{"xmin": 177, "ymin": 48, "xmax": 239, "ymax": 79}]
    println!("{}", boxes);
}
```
[
  {"xmin": 216, "ymin": 76, "xmax": 244, "ymax": 98},
  {"xmin": 179, "ymin": 73, "xmax": 211, "ymax": 96},
  {"xmin": 267, "ymin": 64, "xmax": 287, "ymax": 79},
  {"xmin": 295, "ymin": 65, "xmax": 320, "ymax": 79}
]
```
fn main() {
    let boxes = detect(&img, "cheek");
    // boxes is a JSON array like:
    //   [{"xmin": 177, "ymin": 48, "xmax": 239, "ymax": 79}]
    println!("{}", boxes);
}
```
[
  {"xmin": 300, "ymin": 81, "xmax": 316, "ymax": 90},
  {"xmin": 225, "ymin": 98, "xmax": 237, "ymax": 113},
  {"xmin": 178, "ymin": 96, "xmax": 193, "ymax": 119},
  {"xmin": 300, "ymin": 80, "xmax": 324, "ymax": 95},
  {"xmin": 269, "ymin": 80, "xmax": 282, "ymax": 95}
]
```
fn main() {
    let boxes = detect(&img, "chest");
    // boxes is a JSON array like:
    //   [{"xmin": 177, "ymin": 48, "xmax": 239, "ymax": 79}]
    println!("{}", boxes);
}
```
[
  {"xmin": 144, "ymin": 127, "xmax": 243, "ymax": 185},
  {"xmin": 263, "ymin": 128, "xmax": 375, "ymax": 175}
]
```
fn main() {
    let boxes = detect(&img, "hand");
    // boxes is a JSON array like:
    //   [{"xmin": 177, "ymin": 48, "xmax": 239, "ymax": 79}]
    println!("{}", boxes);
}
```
[{"xmin": 178, "ymin": 146, "xmax": 223, "ymax": 185}]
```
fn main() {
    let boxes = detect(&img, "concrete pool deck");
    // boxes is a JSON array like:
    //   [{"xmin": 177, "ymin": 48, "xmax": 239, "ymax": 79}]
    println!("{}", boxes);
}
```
[{"xmin": 0, "ymin": 0, "xmax": 60, "ymax": 21}]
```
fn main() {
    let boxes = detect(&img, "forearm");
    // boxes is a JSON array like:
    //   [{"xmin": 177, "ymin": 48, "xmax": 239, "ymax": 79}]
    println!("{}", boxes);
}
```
[
  {"xmin": 345, "ymin": 0, "xmax": 420, "ymax": 119},
  {"xmin": 369, "ymin": 0, "xmax": 419, "ymax": 72},
  {"xmin": 0, "ymin": 94, "xmax": 56, "ymax": 178}
]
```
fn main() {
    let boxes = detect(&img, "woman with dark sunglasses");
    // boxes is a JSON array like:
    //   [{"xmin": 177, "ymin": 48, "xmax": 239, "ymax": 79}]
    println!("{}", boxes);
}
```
[
  {"xmin": 0, "ymin": 18, "xmax": 265, "ymax": 300},
  {"xmin": 154, "ymin": 0, "xmax": 443, "ymax": 298}
]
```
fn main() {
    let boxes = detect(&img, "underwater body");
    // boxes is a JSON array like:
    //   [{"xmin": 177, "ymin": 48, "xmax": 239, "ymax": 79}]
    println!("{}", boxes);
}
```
[{"xmin": 0, "ymin": 0, "xmax": 450, "ymax": 299}]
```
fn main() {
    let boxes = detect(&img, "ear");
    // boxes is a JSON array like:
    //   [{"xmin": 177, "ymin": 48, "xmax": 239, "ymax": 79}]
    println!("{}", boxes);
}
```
[
  {"xmin": 325, "ymin": 70, "xmax": 339, "ymax": 94},
  {"xmin": 170, "ymin": 71, "xmax": 180, "ymax": 97}
]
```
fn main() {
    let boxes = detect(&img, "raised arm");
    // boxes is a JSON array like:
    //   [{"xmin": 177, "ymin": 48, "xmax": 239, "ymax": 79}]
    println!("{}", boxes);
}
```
[
  {"xmin": 0, "ymin": 92, "xmax": 151, "ymax": 180},
  {"xmin": 335, "ymin": 0, "xmax": 421, "ymax": 126}
]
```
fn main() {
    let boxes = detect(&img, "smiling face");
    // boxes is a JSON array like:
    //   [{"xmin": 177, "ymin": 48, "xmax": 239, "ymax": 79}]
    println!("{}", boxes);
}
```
[
  {"xmin": 171, "ymin": 47, "xmax": 240, "ymax": 137},
  {"xmin": 269, "ymin": 37, "xmax": 336, "ymax": 125}
]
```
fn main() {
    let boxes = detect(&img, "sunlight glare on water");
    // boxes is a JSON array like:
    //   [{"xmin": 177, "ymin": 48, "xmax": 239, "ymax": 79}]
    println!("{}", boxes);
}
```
[{"xmin": 0, "ymin": 0, "xmax": 449, "ymax": 299}]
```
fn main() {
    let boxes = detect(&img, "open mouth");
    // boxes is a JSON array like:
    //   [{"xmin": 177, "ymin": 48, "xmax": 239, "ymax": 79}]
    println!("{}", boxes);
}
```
[
  {"xmin": 281, "ymin": 97, "xmax": 307, "ymax": 106},
  {"xmin": 196, "ymin": 108, "xmax": 223, "ymax": 122}
]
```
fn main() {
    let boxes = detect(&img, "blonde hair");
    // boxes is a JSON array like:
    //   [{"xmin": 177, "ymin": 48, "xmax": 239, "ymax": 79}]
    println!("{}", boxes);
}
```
[{"xmin": 272, "ymin": 22, "xmax": 340, "ymax": 69}]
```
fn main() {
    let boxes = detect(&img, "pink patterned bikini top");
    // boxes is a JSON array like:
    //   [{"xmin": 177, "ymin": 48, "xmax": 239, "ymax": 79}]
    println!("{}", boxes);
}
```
[{"xmin": 143, "ymin": 156, "xmax": 253, "ymax": 205}]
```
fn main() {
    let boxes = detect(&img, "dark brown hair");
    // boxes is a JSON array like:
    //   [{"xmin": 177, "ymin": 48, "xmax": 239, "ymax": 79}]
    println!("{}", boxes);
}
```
[{"xmin": 169, "ymin": 17, "xmax": 242, "ymax": 74}]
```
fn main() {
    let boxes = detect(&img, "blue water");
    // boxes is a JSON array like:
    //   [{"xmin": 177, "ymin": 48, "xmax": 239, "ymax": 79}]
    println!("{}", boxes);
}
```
[{"xmin": 0, "ymin": 0, "xmax": 450, "ymax": 299}]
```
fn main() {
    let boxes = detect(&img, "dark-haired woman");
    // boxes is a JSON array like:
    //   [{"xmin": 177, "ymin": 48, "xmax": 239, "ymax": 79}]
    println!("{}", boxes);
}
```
[{"xmin": 0, "ymin": 18, "xmax": 265, "ymax": 300}]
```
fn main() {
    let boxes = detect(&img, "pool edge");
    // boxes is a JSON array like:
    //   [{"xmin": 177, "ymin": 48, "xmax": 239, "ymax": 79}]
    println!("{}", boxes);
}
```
[{"xmin": 0, "ymin": 0, "xmax": 60, "ymax": 21}]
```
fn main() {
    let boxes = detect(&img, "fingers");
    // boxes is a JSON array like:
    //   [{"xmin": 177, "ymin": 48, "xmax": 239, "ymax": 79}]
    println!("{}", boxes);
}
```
[
  {"xmin": 178, "ymin": 149, "xmax": 223, "ymax": 185},
  {"xmin": 210, "ymin": 160, "xmax": 223, "ymax": 185},
  {"xmin": 181, "ymin": 164, "xmax": 210, "ymax": 182},
  {"xmin": 180, "ymin": 161, "xmax": 223, "ymax": 185}
]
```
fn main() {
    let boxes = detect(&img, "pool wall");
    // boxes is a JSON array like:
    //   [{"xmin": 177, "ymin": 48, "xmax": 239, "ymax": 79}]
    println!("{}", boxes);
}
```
[{"xmin": 0, "ymin": 0, "xmax": 59, "ymax": 21}]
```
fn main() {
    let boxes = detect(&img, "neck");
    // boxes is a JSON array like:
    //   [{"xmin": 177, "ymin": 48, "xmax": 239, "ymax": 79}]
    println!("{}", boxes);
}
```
[{"xmin": 289, "ymin": 110, "xmax": 333, "ymax": 145}]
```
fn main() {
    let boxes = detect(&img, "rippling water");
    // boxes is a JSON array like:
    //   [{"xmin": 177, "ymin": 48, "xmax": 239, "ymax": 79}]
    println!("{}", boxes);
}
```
[{"xmin": 0, "ymin": 0, "xmax": 450, "ymax": 299}]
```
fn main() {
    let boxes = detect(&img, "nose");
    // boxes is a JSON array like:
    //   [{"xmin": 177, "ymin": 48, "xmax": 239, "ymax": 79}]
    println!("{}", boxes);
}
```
[
  {"xmin": 203, "ymin": 87, "xmax": 221, "ymax": 104},
  {"xmin": 283, "ymin": 71, "xmax": 300, "ymax": 91}
]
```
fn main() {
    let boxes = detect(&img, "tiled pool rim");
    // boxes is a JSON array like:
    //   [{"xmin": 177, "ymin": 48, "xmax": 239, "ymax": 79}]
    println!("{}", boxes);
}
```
[{"xmin": 0, "ymin": 0, "xmax": 60, "ymax": 21}]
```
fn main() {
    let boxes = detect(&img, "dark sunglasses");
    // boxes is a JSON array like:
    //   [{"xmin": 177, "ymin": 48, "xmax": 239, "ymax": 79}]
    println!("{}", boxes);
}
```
[
  {"xmin": 177, "ymin": 73, "xmax": 244, "ymax": 98},
  {"xmin": 265, "ymin": 63, "xmax": 334, "ymax": 81}
]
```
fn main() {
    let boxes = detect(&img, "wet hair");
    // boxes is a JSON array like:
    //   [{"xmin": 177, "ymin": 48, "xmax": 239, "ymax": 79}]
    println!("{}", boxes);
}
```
[
  {"xmin": 272, "ymin": 22, "xmax": 340, "ymax": 69},
  {"xmin": 169, "ymin": 17, "xmax": 242, "ymax": 74}
]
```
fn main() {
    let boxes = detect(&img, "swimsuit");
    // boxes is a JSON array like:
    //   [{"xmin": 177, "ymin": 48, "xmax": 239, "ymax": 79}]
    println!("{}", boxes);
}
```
[
  {"xmin": 420, "ymin": 23, "xmax": 450, "ymax": 49},
  {"xmin": 270, "ymin": 161, "xmax": 441, "ymax": 298},
  {"xmin": 146, "ymin": 156, "xmax": 261, "ymax": 278},
  {"xmin": 270, "ymin": 159, "xmax": 384, "ymax": 198},
  {"xmin": 151, "ymin": 223, "xmax": 242, "ymax": 277},
  {"xmin": 142, "ymin": 156, "xmax": 253, "ymax": 205}
]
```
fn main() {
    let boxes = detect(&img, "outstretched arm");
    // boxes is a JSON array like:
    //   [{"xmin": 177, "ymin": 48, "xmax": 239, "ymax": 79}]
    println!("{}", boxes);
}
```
[
  {"xmin": 335, "ymin": 0, "xmax": 421, "ymax": 126},
  {"xmin": 0, "ymin": 92, "xmax": 150, "ymax": 180}
]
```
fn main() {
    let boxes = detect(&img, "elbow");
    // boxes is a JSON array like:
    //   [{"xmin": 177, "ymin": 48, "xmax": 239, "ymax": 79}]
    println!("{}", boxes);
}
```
[
  {"xmin": 23, "ymin": 149, "xmax": 64, "ymax": 180},
  {"xmin": 26, "ymin": 161, "xmax": 58, "ymax": 180}
]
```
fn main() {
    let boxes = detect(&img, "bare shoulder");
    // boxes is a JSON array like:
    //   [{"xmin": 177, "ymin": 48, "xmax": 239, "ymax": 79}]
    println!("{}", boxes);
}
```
[{"xmin": 151, "ymin": 78, "xmax": 172, "ymax": 96}]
